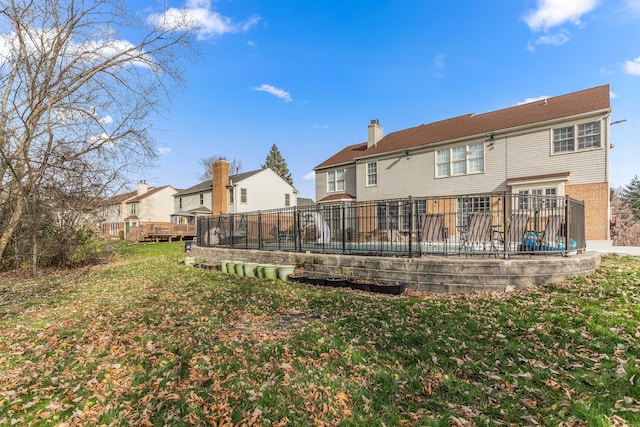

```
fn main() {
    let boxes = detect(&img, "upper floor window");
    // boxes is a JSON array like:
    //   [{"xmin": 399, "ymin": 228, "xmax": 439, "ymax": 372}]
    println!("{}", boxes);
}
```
[
  {"xmin": 553, "ymin": 121, "xmax": 601, "ymax": 153},
  {"xmin": 284, "ymin": 193, "xmax": 291, "ymax": 207},
  {"xmin": 367, "ymin": 162, "xmax": 377, "ymax": 186},
  {"xmin": 436, "ymin": 142, "xmax": 484, "ymax": 177},
  {"xmin": 240, "ymin": 188, "xmax": 247, "ymax": 203},
  {"xmin": 199, "ymin": 193, "xmax": 204, "ymax": 205},
  {"xmin": 179, "ymin": 197, "xmax": 183, "ymax": 209},
  {"xmin": 327, "ymin": 169, "xmax": 345, "ymax": 193},
  {"xmin": 130, "ymin": 203, "xmax": 137, "ymax": 215},
  {"xmin": 228, "ymin": 188, "xmax": 234, "ymax": 203}
]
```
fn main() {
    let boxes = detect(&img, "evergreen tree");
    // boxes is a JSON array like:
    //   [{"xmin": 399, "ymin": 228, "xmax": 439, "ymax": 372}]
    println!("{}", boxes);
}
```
[
  {"xmin": 262, "ymin": 144, "xmax": 293, "ymax": 185},
  {"xmin": 621, "ymin": 175, "xmax": 640, "ymax": 222}
]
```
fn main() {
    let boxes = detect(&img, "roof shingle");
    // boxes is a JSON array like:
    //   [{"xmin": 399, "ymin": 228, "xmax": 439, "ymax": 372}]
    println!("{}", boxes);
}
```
[{"xmin": 315, "ymin": 85, "xmax": 611, "ymax": 170}]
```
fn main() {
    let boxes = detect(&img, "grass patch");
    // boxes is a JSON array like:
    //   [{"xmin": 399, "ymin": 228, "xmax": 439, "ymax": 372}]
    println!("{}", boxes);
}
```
[{"xmin": 1, "ymin": 243, "xmax": 639, "ymax": 425}]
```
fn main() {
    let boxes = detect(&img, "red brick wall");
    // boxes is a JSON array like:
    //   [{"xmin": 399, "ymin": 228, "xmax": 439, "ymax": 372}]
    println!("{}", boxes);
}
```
[
  {"xmin": 565, "ymin": 182, "xmax": 609, "ymax": 240},
  {"xmin": 212, "ymin": 160, "xmax": 229, "ymax": 214}
]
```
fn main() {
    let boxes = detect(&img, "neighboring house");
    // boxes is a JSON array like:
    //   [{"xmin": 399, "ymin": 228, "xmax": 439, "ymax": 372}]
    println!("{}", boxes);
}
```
[
  {"xmin": 297, "ymin": 197, "xmax": 316, "ymax": 207},
  {"xmin": 314, "ymin": 85, "xmax": 612, "ymax": 241},
  {"xmin": 171, "ymin": 180, "xmax": 212, "ymax": 225},
  {"xmin": 173, "ymin": 160, "xmax": 299, "ymax": 223},
  {"xmin": 100, "ymin": 181, "xmax": 179, "ymax": 239}
]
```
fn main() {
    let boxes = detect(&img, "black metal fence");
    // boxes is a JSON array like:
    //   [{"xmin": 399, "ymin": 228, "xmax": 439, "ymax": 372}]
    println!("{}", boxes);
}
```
[{"xmin": 197, "ymin": 192, "xmax": 586, "ymax": 258}]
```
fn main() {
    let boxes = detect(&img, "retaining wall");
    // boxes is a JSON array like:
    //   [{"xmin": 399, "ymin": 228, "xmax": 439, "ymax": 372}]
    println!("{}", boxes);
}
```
[{"xmin": 191, "ymin": 246, "xmax": 601, "ymax": 293}]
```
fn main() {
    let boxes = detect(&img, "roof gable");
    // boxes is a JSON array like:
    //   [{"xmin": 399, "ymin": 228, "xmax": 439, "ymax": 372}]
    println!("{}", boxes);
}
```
[
  {"xmin": 315, "ymin": 85, "xmax": 611, "ymax": 170},
  {"xmin": 126, "ymin": 185, "xmax": 176, "ymax": 203},
  {"xmin": 174, "ymin": 180, "xmax": 211, "ymax": 197}
]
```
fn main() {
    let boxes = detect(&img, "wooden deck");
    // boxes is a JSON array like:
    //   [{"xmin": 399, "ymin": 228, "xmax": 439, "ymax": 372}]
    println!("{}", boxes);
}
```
[{"xmin": 126, "ymin": 223, "xmax": 197, "ymax": 242}]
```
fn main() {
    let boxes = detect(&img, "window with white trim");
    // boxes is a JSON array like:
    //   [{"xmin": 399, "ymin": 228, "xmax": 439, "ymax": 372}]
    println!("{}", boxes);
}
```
[
  {"xmin": 516, "ymin": 187, "xmax": 559, "ymax": 211},
  {"xmin": 228, "ymin": 188, "xmax": 234, "ymax": 203},
  {"xmin": 327, "ymin": 169, "xmax": 345, "ymax": 193},
  {"xmin": 436, "ymin": 142, "xmax": 484, "ymax": 177},
  {"xmin": 553, "ymin": 121, "xmax": 601, "ymax": 153},
  {"xmin": 199, "ymin": 193, "xmax": 204, "ymax": 205},
  {"xmin": 367, "ymin": 162, "xmax": 377, "ymax": 186},
  {"xmin": 240, "ymin": 188, "xmax": 247, "ymax": 203},
  {"xmin": 284, "ymin": 193, "xmax": 290, "ymax": 207},
  {"xmin": 130, "ymin": 203, "xmax": 137, "ymax": 215}
]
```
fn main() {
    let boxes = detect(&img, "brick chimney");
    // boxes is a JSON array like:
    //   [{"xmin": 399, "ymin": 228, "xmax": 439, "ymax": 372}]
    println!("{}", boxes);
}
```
[
  {"xmin": 212, "ymin": 160, "xmax": 229, "ymax": 214},
  {"xmin": 367, "ymin": 119, "xmax": 383, "ymax": 148},
  {"xmin": 137, "ymin": 180, "xmax": 148, "ymax": 195}
]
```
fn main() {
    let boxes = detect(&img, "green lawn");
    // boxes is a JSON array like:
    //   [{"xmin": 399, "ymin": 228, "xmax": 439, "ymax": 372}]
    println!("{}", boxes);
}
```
[{"xmin": 1, "ymin": 242, "xmax": 638, "ymax": 426}]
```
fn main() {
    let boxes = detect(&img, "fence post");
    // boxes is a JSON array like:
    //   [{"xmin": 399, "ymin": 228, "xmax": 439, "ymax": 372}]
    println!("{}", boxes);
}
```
[
  {"xmin": 503, "ymin": 192, "xmax": 509, "ymax": 260},
  {"xmin": 243, "ymin": 214, "xmax": 248, "ymax": 249},
  {"xmin": 277, "ymin": 211, "xmax": 281, "ymax": 251},
  {"xmin": 257, "ymin": 211, "xmax": 262, "ymax": 250},
  {"xmin": 408, "ymin": 196, "xmax": 413, "ymax": 258},
  {"xmin": 342, "ymin": 202, "xmax": 346, "ymax": 254},
  {"xmin": 564, "ymin": 195, "xmax": 570, "ymax": 257},
  {"xmin": 295, "ymin": 207, "xmax": 301, "ymax": 252}
]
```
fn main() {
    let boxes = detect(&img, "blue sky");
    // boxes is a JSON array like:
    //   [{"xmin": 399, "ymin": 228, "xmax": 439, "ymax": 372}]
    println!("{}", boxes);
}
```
[{"xmin": 134, "ymin": 0, "xmax": 640, "ymax": 199}]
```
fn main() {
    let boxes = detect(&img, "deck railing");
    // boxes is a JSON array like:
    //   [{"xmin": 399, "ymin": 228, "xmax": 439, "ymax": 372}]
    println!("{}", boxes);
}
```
[{"xmin": 197, "ymin": 192, "xmax": 586, "ymax": 258}]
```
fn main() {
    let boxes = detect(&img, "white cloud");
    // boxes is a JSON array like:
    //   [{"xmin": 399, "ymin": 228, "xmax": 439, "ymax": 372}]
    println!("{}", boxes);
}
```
[
  {"xmin": 0, "ymin": 29, "xmax": 151, "ymax": 69},
  {"xmin": 534, "ymin": 30, "xmax": 570, "ymax": 46},
  {"xmin": 253, "ymin": 84, "xmax": 292, "ymax": 102},
  {"xmin": 313, "ymin": 124, "xmax": 329, "ymax": 129},
  {"xmin": 158, "ymin": 146, "xmax": 172, "ymax": 154},
  {"xmin": 610, "ymin": 91, "xmax": 618, "ymax": 99},
  {"xmin": 99, "ymin": 115, "xmax": 113, "ymax": 125},
  {"xmin": 524, "ymin": 0, "xmax": 600, "ymax": 31},
  {"xmin": 624, "ymin": 56, "xmax": 640, "ymax": 75},
  {"xmin": 621, "ymin": 0, "xmax": 640, "ymax": 13},
  {"xmin": 516, "ymin": 95, "xmax": 550, "ymax": 106},
  {"xmin": 147, "ymin": 0, "xmax": 259, "ymax": 41},
  {"xmin": 433, "ymin": 53, "xmax": 446, "ymax": 69},
  {"xmin": 304, "ymin": 171, "xmax": 315, "ymax": 180}
]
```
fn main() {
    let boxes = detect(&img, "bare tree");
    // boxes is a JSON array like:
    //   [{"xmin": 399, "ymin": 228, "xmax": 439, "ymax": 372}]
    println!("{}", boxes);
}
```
[
  {"xmin": 0, "ymin": 0, "xmax": 195, "ymax": 267},
  {"xmin": 197, "ymin": 155, "xmax": 242, "ymax": 181}
]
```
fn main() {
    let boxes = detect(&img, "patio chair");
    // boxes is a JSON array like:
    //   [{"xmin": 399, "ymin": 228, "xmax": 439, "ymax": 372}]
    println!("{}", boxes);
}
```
[
  {"xmin": 497, "ymin": 213, "xmax": 530, "ymax": 251},
  {"xmin": 536, "ymin": 214, "xmax": 564, "ymax": 251},
  {"xmin": 419, "ymin": 213, "xmax": 447, "ymax": 245},
  {"xmin": 457, "ymin": 212, "xmax": 493, "ymax": 253}
]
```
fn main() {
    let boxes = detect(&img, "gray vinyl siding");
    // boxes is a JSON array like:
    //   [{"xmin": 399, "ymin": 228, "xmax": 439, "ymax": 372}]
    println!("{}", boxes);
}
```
[
  {"xmin": 356, "ymin": 139, "xmax": 506, "ymax": 200},
  {"xmin": 315, "ymin": 165, "xmax": 357, "ymax": 201},
  {"xmin": 505, "ymin": 117, "xmax": 608, "ymax": 185},
  {"xmin": 316, "ymin": 114, "xmax": 608, "ymax": 202}
]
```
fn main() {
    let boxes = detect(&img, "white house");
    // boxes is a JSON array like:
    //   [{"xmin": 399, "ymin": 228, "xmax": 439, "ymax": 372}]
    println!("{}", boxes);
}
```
[
  {"xmin": 101, "ymin": 181, "xmax": 179, "ymax": 239},
  {"xmin": 174, "ymin": 160, "xmax": 299, "ymax": 221},
  {"xmin": 314, "ymin": 85, "xmax": 612, "ymax": 241},
  {"xmin": 171, "ymin": 180, "xmax": 212, "ymax": 225}
]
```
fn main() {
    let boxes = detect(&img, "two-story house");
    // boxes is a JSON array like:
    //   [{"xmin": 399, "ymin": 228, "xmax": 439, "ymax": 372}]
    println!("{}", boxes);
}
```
[
  {"xmin": 171, "ymin": 181, "xmax": 213, "ymax": 225},
  {"xmin": 173, "ymin": 160, "xmax": 299, "ymax": 224},
  {"xmin": 101, "ymin": 181, "xmax": 179, "ymax": 239},
  {"xmin": 314, "ymin": 85, "xmax": 612, "ymax": 241}
]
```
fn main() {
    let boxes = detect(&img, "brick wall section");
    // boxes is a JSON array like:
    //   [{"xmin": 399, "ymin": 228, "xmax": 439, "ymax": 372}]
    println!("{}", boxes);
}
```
[
  {"xmin": 565, "ymin": 182, "xmax": 609, "ymax": 240},
  {"xmin": 212, "ymin": 160, "xmax": 229, "ymax": 214}
]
